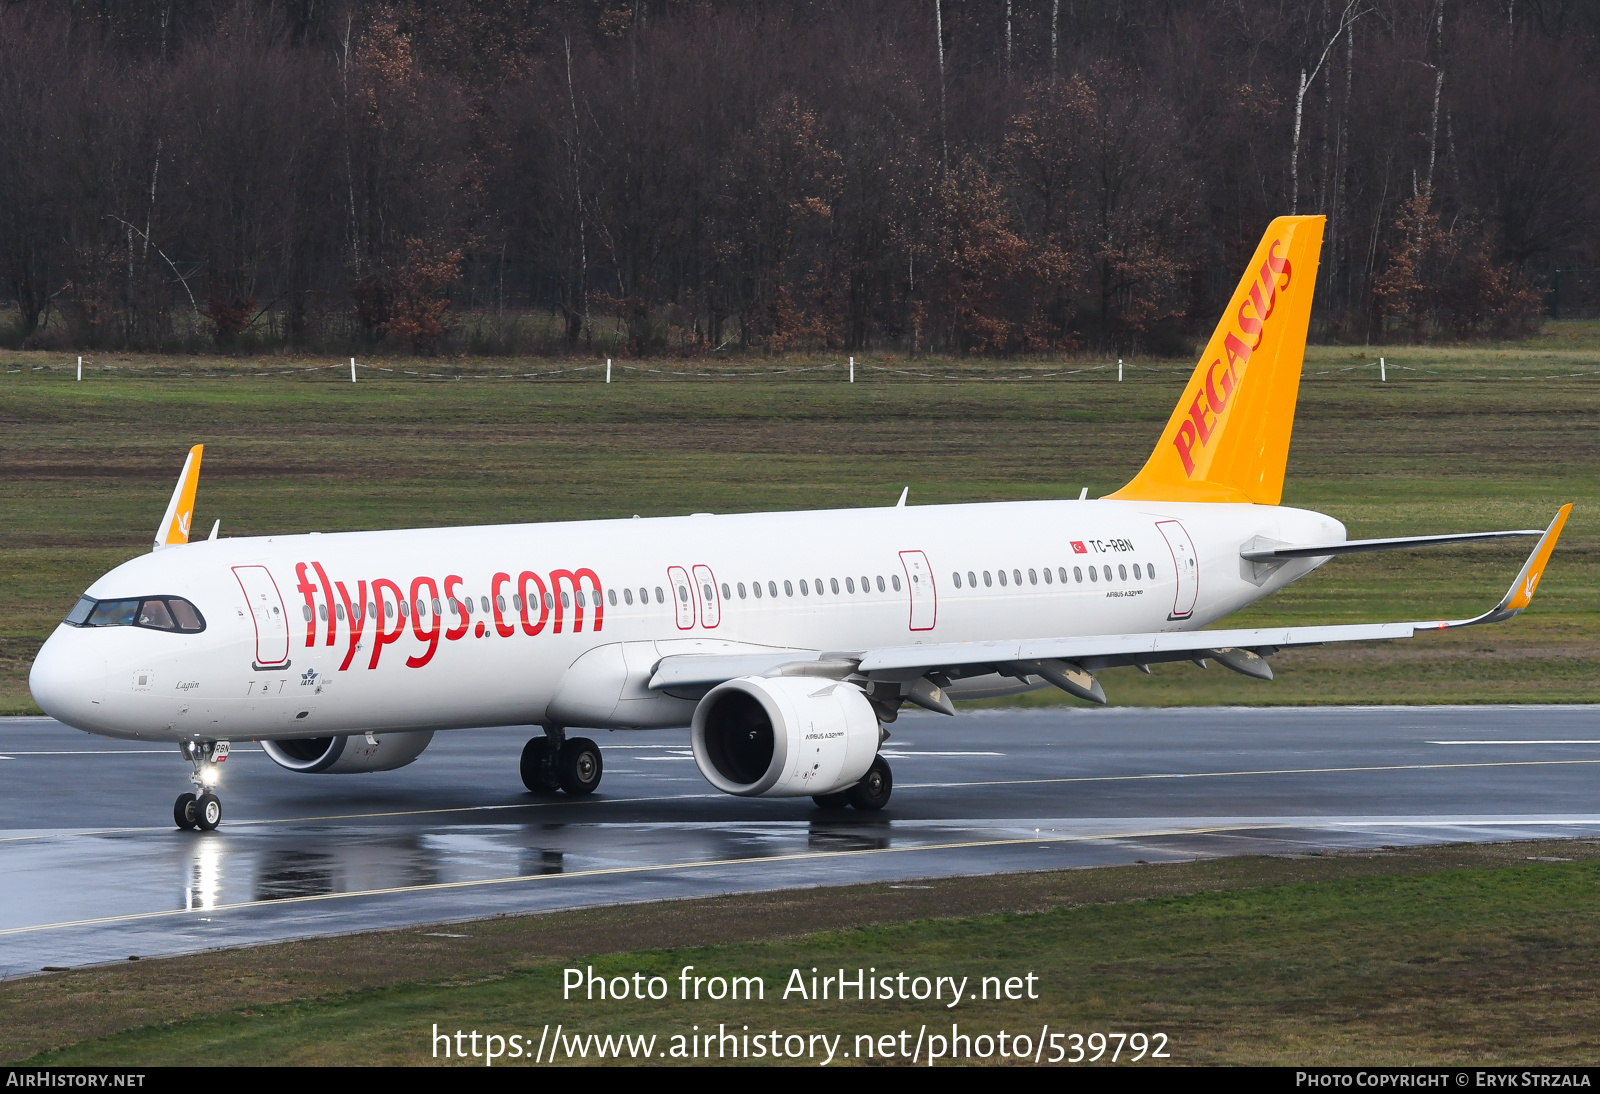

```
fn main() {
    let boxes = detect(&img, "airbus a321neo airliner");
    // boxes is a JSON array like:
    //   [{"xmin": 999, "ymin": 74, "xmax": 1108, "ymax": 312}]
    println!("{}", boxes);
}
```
[{"xmin": 29, "ymin": 216, "xmax": 1571, "ymax": 831}]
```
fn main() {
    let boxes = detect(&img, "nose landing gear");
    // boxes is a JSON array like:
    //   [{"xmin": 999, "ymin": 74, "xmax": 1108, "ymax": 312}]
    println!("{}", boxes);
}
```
[{"xmin": 174, "ymin": 740, "xmax": 228, "ymax": 831}]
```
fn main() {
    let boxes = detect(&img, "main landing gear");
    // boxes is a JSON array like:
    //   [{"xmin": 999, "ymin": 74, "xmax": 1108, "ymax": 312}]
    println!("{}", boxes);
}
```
[
  {"xmin": 174, "ymin": 739, "xmax": 228, "ymax": 831},
  {"xmin": 813, "ymin": 755, "xmax": 893, "ymax": 812},
  {"xmin": 520, "ymin": 726, "xmax": 603, "ymax": 796}
]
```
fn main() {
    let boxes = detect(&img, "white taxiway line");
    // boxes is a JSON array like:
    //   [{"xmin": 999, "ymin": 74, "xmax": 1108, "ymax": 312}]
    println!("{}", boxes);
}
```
[{"xmin": 1428, "ymin": 740, "xmax": 1600, "ymax": 746}]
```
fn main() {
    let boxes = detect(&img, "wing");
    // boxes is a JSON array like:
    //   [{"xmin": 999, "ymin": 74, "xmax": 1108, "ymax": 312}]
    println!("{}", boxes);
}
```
[{"xmin": 649, "ymin": 505, "xmax": 1571, "ymax": 711}]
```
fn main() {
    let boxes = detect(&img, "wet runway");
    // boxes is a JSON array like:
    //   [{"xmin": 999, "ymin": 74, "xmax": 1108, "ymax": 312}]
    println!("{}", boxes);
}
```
[{"xmin": 3, "ymin": 705, "xmax": 1599, "ymax": 977}]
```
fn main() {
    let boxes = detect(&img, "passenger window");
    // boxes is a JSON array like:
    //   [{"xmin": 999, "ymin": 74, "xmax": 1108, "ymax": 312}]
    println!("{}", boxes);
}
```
[
  {"xmin": 139, "ymin": 599, "xmax": 176, "ymax": 629},
  {"xmin": 862, "ymin": 575, "xmax": 871, "ymax": 592},
  {"xmin": 1088, "ymin": 567, "xmax": 1098, "ymax": 583},
  {"xmin": 560, "ymin": 592, "xmax": 570, "ymax": 608},
  {"xmin": 769, "ymin": 581, "xmax": 778, "ymax": 597},
  {"xmin": 1059, "ymin": 566, "xmax": 1069, "ymax": 584},
  {"xmin": 655, "ymin": 587, "xmax": 665, "ymax": 603},
  {"xmin": 703, "ymin": 583, "xmax": 714, "ymax": 601},
  {"xmin": 737, "ymin": 583, "xmax": 746, "ymax": 599},
  {"xmin": 721, "ymin": 583, "xmax": 731, "ymax": 599},
  {"xmin": 952, "ymin": 572, "xmax": 962, "ymax": 588},
  {"xmin": 336, "ymin": 604, "xmax": 346, "ymax": 621},
  {"xmin": 753, "ymin": 582, "xmax": 763, "ymax": 599},
  {"xmin": 845, "ymin": 577, "xmax": 855, "ymax": 593},
  {"xmin": 400, "ymin": 600, "xmax": 410, "ymax": 618},
  {"xmin": 784, "ymin": 580, "xmax": 794, "ymax": 597},
  {"xmin": 998, "ymin": 570, "xmax": 1007, "ymax": 587},
  {"xmin": 368, "ymin": 601, "xmax": 378, "ymax": 619},
  {"xmin": 1118, "ymin": 564, "xmax": 1127, "ymax": 581},
  {"xmin": 1012, "ymin": 569, "xmax": 1021, "ymax": 586},
  {"xmin": 876, "ymin": 576, "xmax": 885, "ymax": 592},
  {"xmin": 677, "ymin": 585, "xmax": 688, "ymax": 602},
  {"xmin": 1147, "ymin": 564, "xmax": 1157, "ymax": 580},
  {"xmin": 415, "ymin": 599, "xmax": 425, "ymax": 617},
  {"xmin": 813, "ymin": 577, "xmax": 823, "ymax": 594},
  {"xmin": 301, "ymin": 605, "xmax": 313, "ymax": 621},
  {"xmin": 496, "ymin": 595, "xmax": 507, "ymax": 611},
  {"xmin": 385, "ymin": 600, "xmax": 395, "ymax": 617},
  {"xmin": 1132, "ymin": 563, "xmax": 1142, "ymax": 580},
  {"xmin": 800, "ymin": 579, "xmax": 809, "ymax": 595},
  {"xmin": 317, "ymin": 603, "xmax": 328, "ymax": 621},
  {"xmin": 1028, "ymin": 568, "xmax": 1038, "ymax": 585},
  {"xmin": 1103, "ymin": 565, "xmax": 1113, "ymax": 582},
  {"xmin": 1043, "ymin": 567, "xmax": 1052, "ymax": 584},
  {"xmin": 891, "ymin": 575, "xmax": 901, "ymax": 591},
  {"xmin": 624, "ymin": 588, "xmax": 634, "ymax": 605},
  {"xmin": 983, "ymin": 571, "xmax": 992, "ymax": 587},
  {"xmin": 830, "ymin": 578, "xmax": 840, "ymax": 594}
]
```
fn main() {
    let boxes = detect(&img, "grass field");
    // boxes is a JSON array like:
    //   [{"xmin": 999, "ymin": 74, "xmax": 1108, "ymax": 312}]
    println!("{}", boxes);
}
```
[
  {"xmin": 8, "ymin": 841, "xmax": 1600, "ymax": 1065},
  {"xmin": 3, "ymin": 327, "xmax": 1597, "ymax": 713}
]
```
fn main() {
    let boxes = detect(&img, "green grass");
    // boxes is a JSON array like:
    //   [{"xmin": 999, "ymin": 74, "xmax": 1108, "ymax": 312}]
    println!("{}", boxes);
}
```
[
  {"xmin": 13, "ymin": 842, "xmax": 1600, "ymax": 1065},
  {"xmin": 2, "ymin": 325, "xmax": 1598, "ymax": 712}
]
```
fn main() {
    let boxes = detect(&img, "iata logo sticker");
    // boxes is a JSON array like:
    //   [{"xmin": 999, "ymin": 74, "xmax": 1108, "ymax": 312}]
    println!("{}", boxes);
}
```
[{"xmin": 1173, "ymin": 239, "xmax": 1293, "ymax": 477}]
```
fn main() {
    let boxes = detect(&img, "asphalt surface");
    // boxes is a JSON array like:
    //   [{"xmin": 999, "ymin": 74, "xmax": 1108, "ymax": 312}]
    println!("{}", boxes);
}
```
[{"xmin": 3, "ymin": 705, "xmax": 1599, "ymax": 977}]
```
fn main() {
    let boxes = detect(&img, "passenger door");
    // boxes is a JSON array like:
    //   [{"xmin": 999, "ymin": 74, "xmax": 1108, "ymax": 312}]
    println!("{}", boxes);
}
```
[
  {"xmin": 898, "ymin": 550, "xmax": 937, "ymax": 631},
  {"xmin": 233, "ymin": 565, "xmax": 291, "ymax": 665},
  {"xmin": 1155, "ymin": 520, "xmax": 1199, "ymax": 620}
]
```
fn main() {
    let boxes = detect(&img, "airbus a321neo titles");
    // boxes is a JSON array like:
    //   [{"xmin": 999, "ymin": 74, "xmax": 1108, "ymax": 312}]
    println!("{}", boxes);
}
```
[{"xmin": 29, "ymin": 216, "xmax": 1571, "ymax": 831}]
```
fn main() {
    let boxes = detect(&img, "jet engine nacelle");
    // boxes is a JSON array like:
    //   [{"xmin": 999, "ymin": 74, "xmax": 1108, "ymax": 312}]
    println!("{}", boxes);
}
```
[
  {"xmin": 690, "ymin": 676, "xmax": 880, "ymax": 797},
  {"xmin": 261, "ymin": 731, "xmax": 434, "ymax": 774}
]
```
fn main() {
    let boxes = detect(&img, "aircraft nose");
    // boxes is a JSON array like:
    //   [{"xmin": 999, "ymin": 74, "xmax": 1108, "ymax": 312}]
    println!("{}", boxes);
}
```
[{"xmin": 29, "ymin": 628, "xmax": 107, "ymax": 731}]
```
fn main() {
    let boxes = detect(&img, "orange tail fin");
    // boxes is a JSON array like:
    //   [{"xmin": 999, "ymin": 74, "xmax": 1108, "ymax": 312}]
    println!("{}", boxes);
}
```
[{"xmin": 1107, "ymin": 215, "xmax": 1325, "ymax": 505}]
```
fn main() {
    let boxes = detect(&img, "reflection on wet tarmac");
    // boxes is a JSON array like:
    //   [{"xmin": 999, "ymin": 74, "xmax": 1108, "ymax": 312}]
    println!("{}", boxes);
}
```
[
  {"xmin": 807, "ymin": 819, "xmax": 891, "ymax": 853},
  {"xmin": 255, "ymin": 851, "xmax": 336, "ymax": 901},
  {"xmin": 183, "ymin": 838, "xmax": 223, "ymax": 911}
]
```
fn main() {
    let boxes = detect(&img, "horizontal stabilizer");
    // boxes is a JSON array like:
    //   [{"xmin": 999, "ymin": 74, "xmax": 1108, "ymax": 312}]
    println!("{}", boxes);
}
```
[{"xmin": 1241, "ymin": 528, "xmax": 1543, "ymax": 562}]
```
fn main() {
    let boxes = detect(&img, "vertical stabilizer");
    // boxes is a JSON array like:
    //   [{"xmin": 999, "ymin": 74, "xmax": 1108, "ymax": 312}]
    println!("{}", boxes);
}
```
[
  {"xmin": 1107, "ymin": 216, "xmax": 1325, "ymax": 505},
  {"xmin": 153, "ymin": 444, "xmax": 204, "ymax": 550}
]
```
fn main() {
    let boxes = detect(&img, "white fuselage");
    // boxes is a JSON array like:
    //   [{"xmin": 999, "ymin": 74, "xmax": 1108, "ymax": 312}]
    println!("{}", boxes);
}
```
[{"xmin": 30, "ymin": 499, "xmax": 1343, "ymax": 743}]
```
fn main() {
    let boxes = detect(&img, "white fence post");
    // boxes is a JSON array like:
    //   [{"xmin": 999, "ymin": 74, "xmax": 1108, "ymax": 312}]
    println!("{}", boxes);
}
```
[
  {"xmin": 606, "ymin": 358, "xmax": 612, "ymax": 383},
  {"xmin": 77, "ymin": 356, "xmax": 82, "ymax": 381},
  {"xmin": 1118, "ymin": 358, "xmax": 1123, "ymax": 381},
  {"xmin": 849, "ymin": 356, "xmax": 854, "ymax": 383},
  {"xmin": 350, "ymin": 357, "xmax": 357, "ymax": 383},
  {"xmin": 1380, "ymin": 356, "xmax": 1386, "ymax": 382}
]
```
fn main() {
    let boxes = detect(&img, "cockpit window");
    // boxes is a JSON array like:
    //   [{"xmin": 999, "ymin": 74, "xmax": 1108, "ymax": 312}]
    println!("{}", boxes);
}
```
[{"xmin": 67, "ymin": 595, "xmax": 206, "ymax": 633}]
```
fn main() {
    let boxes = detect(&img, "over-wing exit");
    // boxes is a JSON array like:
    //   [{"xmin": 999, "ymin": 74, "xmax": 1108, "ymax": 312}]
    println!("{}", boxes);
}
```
[{"xmin": 29, "ymin": 216, "xmax": 1571, "ymax": 831}]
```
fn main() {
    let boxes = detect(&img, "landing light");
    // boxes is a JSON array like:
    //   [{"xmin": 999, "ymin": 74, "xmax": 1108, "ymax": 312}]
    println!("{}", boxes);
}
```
[{"xmin": 201, "ymin": 767, "xmax": 220, "ymax": 787}]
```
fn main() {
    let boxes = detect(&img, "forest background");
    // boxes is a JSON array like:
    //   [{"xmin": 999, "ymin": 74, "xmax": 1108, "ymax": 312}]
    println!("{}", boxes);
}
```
[{"xmin": 2, "ymin": 0, "xmax": 1598, "ymax": 358}]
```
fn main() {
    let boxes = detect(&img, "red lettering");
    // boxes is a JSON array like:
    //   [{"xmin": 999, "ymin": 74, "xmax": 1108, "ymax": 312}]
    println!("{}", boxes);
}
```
[
  {"xmin": 1224, "ymin": 331, "xmax": 1253, "ymax": 371},
  {"xmin": 1266, "ymin": 238, "xmax": 1289, "ymax": 277},
  {"xmin": 334, "ymin": 579, "xmax": 366, "ymax": 672},
  {"xmin": 1204, "ymin": 359, "xmax": 1235, "ymax": 416},
  {"xmin": 311, "ymin": 561, "xmax": 337, "ymax": 648},
  {"xmin": 442, "ymin": 575, "xmax": 468, "ymax": 641},
  {"xmin": 518, "ymin": 571, "xmax": 550, "ymax": 636},
  {"xmin": 1236, "ymin": 298, "xmax": 1263, "ymax": 338},
  {"xmin": 295, "ymin": 564, "xmax": 318, "ymax": 647},
  {"xmin": 1172, "ymin": 419, "xmax": 1199, "ymax": 476},
  {"xmin": 1187, "ymin": 394, "xmax": 1215, "ymax": 445},
  {"xmin": 1248, "ymin": 277, "xmax": 1276, "ymax": 330},
  {"xmin": 490, "ymin": 572, "xmax": 516, "ymax": 638},
  {"xmin": 368, "ymin": 578, "xmax": 406, "ymax": 669},
  {"xmin": 407, "ymin": 576, "xmax": 442, "ymax": 668},
  {"xmin": 549, "ymin": 569, "xmax": 604, "ymax": 634}
]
